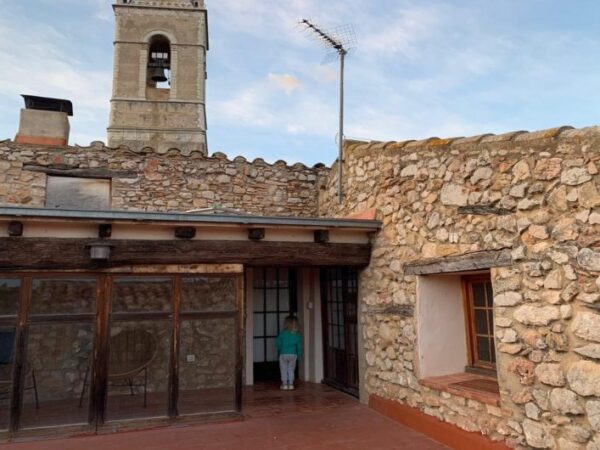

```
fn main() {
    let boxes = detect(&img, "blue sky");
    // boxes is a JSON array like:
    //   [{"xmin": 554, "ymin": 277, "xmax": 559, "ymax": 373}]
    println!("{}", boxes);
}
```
[{"xmin": 1, "ymin": 1, "xmax": 600, "ymax": 165}]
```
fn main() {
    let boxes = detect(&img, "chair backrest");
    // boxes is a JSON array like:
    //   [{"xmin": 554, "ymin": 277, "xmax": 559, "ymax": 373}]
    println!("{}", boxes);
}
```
[
  {"xmin": 0, "ymin": 330, "xmax": 15, "ymax": 365},
  {"xmin": 109, "ymin": 329, "xmax": 157, "ymax": 378}
]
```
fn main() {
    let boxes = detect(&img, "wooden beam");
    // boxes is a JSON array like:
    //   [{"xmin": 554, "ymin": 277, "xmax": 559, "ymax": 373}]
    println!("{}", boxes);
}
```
[
  {"xmin": 23, "ymin": 165, "xmax": 137, "ymax": 179},
  {"xmin": 0, "ymin": 238, "xmax": 372, "ymax": 270},
  {"xmin": 174, "ymin": 227, "xmax": 196, "ymax": 239},
  {"xmin": 365, "ymin": 305, "xmax": 414, "ymax": 318},
  {"xmin": 457, "ymin": 205, "xmax": 513, "ymax": 216},
  {"xmin": 404, "ymin": 249, "xmax": 512, "ymax": 276},
  {"xmin": 248, "ymin": 228, "xmax": 265, "ymax": 241},
  {"xmin": 98, "ymin": 224, "xmax": 112, "ymax": 238},
  {"xmin": 8, "ymin": 221, "xmax": 23, "ymax": 237},
  {"xmin": 314, "ymin": 230, "xmax": 329, "ymax": 243}
]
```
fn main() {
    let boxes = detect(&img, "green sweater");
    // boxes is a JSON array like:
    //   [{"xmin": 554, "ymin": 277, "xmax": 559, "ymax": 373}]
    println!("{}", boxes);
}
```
[{"xmin": 276, "ymin": 330, "xmax": 303, "ymax": 357}]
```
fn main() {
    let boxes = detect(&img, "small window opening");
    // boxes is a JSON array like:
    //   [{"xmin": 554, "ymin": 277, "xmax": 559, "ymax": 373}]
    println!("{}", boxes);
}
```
[{"xmin": 147, "ymin": 35, "xmax": 171, "ymax": 89}]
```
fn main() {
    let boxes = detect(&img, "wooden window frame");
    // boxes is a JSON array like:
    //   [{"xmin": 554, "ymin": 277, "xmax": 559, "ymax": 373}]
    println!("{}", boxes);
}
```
[{"xmin": 462, "ymin": 274, "xmax": 496, "ymax": 373}]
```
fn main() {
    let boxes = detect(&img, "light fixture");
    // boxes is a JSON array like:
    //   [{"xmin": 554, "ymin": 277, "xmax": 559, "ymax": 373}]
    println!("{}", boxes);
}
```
[{"xmin": 89, "ymin": 244, "xmax": 112, "ymax": 260}]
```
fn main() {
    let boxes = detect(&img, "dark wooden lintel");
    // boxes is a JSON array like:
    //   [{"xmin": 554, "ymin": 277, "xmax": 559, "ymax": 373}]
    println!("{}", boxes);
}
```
[
  {"xmin": 365, "ymin": 305, "xmax": 414, "ymax": 318},
  {"xmin": 457, "ymin": 205, "xmax": 513, "ymax": 216},
  {"xmin": 23, "ymin": 165, "xmax": 138, "ymax": 179},
  {"xmin": 0, "ymin": 238, "xmax": 372, "ymax": 270},
  {"xmin": 404, "ymin": 249, "xmax": 512, "ymax": 276}
]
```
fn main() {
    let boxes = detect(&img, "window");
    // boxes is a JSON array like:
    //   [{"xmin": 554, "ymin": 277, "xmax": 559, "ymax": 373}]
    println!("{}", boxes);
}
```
[
  {"xmin": 415, "ymin": 266, "xmax": 499, "ymax": 403},
  {"xmin": 45, "ymin": 176, "xmax": 110, "ymax": 210},
  {"xmin": 463, "ymin": 275, "xmax": 496, "ymax": 371}
]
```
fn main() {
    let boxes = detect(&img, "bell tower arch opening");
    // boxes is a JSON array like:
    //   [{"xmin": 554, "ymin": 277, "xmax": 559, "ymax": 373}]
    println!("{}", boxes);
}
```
[
  {"xmin": 147, "ymin": 34, "xmax": 171, "ymax": 90},
  {"xmin": 107, "ymin": 0, "xmax": 208, "ymax": 155}
]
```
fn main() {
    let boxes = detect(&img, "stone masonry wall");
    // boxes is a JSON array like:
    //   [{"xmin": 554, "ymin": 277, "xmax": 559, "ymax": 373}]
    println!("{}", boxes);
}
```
[
  {"xmin": 320, "ymin": 126, "xmax": 600, "ymax": 449},
  {"xmin": 0, "ymin": 140, "xmax": 328, "ymax": 216}
]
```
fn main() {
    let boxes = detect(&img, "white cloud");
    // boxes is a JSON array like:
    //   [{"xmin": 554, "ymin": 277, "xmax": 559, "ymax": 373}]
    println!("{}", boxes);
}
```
[
  {"xmin": 268, "ymin": 73, "xmax": 301, "ymax": 94},
  {"xmin": 212, "ymin": 75, "xmax": 337, "ymax": 137},
  {"xmin": 361, "ymin": 5, "xmax": 442, "ymax": 57}
]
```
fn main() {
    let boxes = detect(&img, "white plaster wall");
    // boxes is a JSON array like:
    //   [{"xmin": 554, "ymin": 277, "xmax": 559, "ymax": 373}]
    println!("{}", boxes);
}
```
[
  {"xmin": 297, "ymin": 268, "xmax": 324, "ymax": 383},
  {"xmin": 310, "ymin": 268, "xmax": 324, "ymax": 383},
  {"xmin": 416, "ymin": 275, "xmax": 468, "ymax": 378}
]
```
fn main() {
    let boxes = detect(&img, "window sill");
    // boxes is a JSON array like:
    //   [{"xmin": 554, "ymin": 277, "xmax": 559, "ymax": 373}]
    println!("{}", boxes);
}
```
[{"xmin": 419, "ymin": 372, "xmax": 500, "ymax": 406}]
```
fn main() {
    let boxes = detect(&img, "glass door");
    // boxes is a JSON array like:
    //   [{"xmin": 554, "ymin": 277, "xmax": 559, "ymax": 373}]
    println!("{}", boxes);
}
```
[
  {"xmin": 0, "ymin": 279, "xmax": 20, "ymax": 432},
  {"xmin": 321, "ymin": 267, "xmax": 359, "ymax": 396},
  {"xmin": 252, "ymin": 268, "xmax": 297, "ymax": 382},
  {"xmin": 106, "ymin": 277, "xmax": 172, "ymax": 421},
  {"xmin": 21, "ymin": 277, "xmax": 96, "ymax": 429},
  {"xmin": 178, "ymin": 276, "xmax": 239, "ymax": 415}
]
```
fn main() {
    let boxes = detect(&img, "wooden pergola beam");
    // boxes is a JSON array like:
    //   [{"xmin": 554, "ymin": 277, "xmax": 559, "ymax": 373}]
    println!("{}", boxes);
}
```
[{"xmin": 0, "ymin": 238, "xmax": 372, "ymax": 270}]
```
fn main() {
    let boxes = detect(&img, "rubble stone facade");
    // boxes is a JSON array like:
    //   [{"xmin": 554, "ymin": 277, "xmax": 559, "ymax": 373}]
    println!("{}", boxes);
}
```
[
  {"xmin": 0, "ymin": 140, "xmax": 326, "ymax": 217},
  {"xmin": 5, "ymin": 123, "xmax": 600, "ymax": 448},
  {"xmin": 319, "ymin": 126, "xmax": 600, "ymax": 449}
]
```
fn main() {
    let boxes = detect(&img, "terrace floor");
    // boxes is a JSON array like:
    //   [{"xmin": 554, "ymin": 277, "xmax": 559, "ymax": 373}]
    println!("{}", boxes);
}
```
[{"xmin": 0, "ymin": 382, "xmax": 447, "ymax": 449}]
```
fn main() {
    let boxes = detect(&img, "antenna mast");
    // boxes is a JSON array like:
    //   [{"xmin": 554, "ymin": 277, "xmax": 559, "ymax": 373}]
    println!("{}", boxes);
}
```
[{"xmin": 300, "ymin": 19, "xmax": 355, "ymax": 203}]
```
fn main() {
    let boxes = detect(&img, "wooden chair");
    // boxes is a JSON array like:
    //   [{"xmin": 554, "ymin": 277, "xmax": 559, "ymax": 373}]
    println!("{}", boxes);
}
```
[
  {"xmin": 79, "ymin": 329, "xmax": 158, "ymax": 408},
  {"xmin": 0, "ymin": 331, "xmax": 39, "ymax": 409}
]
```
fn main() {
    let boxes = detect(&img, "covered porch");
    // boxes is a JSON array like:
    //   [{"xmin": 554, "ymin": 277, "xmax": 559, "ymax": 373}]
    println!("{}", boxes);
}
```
[
  {"xmin": 0, "ymin": 207, "xmax": 380, "ymax": 440},
  {"xmin": 0, "ymin": 382, "xmax": 446, "ymax": 449}
]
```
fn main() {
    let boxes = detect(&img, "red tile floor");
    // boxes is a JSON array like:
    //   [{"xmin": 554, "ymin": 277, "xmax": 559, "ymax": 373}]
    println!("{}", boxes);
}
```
[{"xmin": 1, "ymin": 382, "xmax": 447, "ymax": 449}]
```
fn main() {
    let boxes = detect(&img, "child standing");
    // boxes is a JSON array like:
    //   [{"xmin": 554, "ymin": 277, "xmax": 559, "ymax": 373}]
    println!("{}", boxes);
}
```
[{"xmin": 276, "ymin": 315, "xmax": 302, "ymax": 390}]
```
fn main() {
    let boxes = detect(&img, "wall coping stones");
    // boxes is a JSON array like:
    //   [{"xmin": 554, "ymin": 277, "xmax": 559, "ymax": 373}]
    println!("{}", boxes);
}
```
[
  {"xmin": 342, "ymin": 124, "xmax": 600, "ymax": 162},
  {"xmin": 512, "ymin": 126, "xmax": 574, "ymax": 142},
  {"xmin": 0, "ymin": 140, "xmax": 330, "ymax": 173}
]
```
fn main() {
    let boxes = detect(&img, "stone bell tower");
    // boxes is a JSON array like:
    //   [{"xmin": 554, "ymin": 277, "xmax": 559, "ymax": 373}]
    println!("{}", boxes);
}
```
[{"xmin": 107, "ymin": 0, "xmax": 208, "ymax": 155}]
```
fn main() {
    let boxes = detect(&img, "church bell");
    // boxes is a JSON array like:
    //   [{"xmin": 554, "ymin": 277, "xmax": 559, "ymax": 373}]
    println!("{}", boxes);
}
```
[{"xmin": 150, "ymin": 67, "xmax": 168, "ymax": 83}]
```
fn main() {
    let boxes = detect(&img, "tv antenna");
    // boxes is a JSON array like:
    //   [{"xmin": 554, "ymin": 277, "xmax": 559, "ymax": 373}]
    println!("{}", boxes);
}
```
[{"xmin": 300, "ymin": 19, "xmax": 356, "ymax": 203}]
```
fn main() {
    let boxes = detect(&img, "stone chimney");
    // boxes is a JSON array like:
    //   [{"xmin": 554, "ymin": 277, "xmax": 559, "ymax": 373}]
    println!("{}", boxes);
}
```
[{"xmin": 15, "ymin": 95, "xmax": 72, "ymax": 146}]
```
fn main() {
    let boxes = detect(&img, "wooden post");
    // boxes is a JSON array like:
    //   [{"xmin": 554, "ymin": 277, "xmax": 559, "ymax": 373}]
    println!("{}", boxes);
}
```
[
  {"xmin": 169, "ymin": 276, "xmax": 181, "ymax": 418},
  {"xmin": 10, "ymin": 277, "xmax": 31, "ymax": 433},
  {"xmin": 92, "ymin": 275, "xmax": 111, "ymax": 427},
  {"xmin": 235, "ymin": 275, "xmax": 244, "ymax": 413}
]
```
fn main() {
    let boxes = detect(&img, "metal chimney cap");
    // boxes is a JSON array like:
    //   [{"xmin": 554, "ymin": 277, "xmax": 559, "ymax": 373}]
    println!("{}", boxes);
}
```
[{"xmin": 21, "ymin": 95, "xmax": 73, "ymax": 116}]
